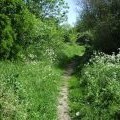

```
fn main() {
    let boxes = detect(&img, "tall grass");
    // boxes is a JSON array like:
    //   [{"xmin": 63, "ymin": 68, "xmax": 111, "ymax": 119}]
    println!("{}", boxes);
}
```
[
  {"xmin": 0, "ymin": 60, "xmax": 62, "ymax": 120},
  {"xmin": 69, "ymin": 52, "xmax": 120, "ymax": 120}
]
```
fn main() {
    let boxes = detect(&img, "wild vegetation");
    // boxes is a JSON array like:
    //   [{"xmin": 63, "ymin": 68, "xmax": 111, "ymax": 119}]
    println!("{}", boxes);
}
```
[
  {"xmin": 69, "ymin": 0, "xmax": 120, "ymax": 120},
  {"xmin": 76, "ymin": 0, "xmax": 120, "ymax": 54},
  {"xmin": 1, "ymin": 0, "xmax": 120, "ymax": 120},
  {"xmin": 0, "ymin": 61, "xmax": 62, "ymax": 119},
  {"xmin": 69, "ymin": 53, "xmax": 120, "ymax": 119},
  {"xmin": 0, "ymin": 0, "xmax": 70, "ymax": 119}
]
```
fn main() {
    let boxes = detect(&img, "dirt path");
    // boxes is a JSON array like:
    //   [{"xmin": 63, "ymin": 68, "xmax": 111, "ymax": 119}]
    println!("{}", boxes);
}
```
[{"xmin": 57, "ymin": 61, "xmax": 76, "ymax": 120}]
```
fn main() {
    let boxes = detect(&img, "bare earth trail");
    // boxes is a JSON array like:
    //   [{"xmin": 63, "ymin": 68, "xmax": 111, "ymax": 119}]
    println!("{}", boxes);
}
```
[{"xmin": 57, "ymin": 60, "xmax": 77, "ymax": 120}]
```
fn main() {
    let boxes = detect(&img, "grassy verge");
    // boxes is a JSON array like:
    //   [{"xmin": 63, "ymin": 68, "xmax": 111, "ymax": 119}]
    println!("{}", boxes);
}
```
[
  {"xmin": 68, "ymin": 76, "xmax": 82, "ymax": 120},
  {"xmin": 0, "ymin": 61, "xmax": 62, "ymax": 120}
]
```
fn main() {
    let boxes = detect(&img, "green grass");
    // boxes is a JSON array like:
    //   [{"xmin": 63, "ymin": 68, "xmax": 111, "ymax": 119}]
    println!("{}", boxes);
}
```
[
  {"xmin": 63, "ymin": 43, "xmax": 85, "ymax": 58},
  {"xmin": 0, "ymin": 61, "xmax": 62, "ymax": 120},
  {"xmin": 68, "ymin": 76, "xmax": 82, "ymax": 120}
]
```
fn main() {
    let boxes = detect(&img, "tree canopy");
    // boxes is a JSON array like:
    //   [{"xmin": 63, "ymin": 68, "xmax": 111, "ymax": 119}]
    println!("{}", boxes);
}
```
[
  {"xmin": 0, "ymin": 0, "xmax": 68, "ymax": 59},
  {"xmin": 76, "ymin": 0, "xmax": 120, "ymax": 54},
  {"xmin": 24, "ymin": 0, "xmax": 68, "ymax": 23}
]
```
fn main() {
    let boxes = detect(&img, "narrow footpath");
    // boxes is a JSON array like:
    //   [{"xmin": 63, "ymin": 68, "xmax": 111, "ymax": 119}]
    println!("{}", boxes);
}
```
[{"xmin": 57, "ymin": 60, "xmax": 76, "ymax": 120}]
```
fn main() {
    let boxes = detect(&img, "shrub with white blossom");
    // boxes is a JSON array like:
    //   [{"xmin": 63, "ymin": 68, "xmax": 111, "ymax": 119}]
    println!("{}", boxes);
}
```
[{"xmin": 76, "ymin": 52, "xmax": 120, "ymax": 119}]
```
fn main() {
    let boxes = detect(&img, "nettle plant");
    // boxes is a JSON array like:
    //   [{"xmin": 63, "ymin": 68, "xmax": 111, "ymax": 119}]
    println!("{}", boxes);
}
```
[{"xmin": 79, "ymin": 52, "xmax": 120, "ymax": 119}]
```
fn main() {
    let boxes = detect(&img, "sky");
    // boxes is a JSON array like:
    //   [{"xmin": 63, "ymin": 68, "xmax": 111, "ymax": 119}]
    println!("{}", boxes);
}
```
[{"xmin": 64, "ymin": 0, "xmax": 78, "ymax": 26}]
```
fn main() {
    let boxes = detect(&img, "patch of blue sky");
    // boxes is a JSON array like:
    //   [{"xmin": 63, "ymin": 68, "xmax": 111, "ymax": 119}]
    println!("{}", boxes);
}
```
[{"xmin": 64, "ymin": 0, "xmax": 78, "ymax": 26}]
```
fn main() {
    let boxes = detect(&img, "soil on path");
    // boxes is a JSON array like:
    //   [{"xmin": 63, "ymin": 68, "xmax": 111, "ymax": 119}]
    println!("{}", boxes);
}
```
[{"xmin": 57, "ymin": 60, "xmax": 76, "ymax": 120}]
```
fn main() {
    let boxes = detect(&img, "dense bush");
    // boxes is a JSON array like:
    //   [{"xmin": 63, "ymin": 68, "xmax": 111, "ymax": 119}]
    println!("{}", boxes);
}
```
[
  {"xmin": 24, "ymin": 19, "xmax": 65, "ymax": 62},
  {"xmin": 0, "ymin": 0, "xmax": 67, "ymax": 60},
  {"xmin": 0, "ymin": 0, "xmax": 38, "ymax": 59},
  {"xmin": 0, "ymin": 14, "xmax": 15, "ymax": 58},
  {"xmin": 76, "ymin": 31, "xmax": 94, "ymax": 46},
  {"xmin": 76, "ymin": 53, "xmax": 120, "ymax": 119}
]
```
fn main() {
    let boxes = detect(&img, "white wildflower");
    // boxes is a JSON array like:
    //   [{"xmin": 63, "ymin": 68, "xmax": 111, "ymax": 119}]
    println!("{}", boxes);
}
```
[{"xmin": 76, "ymin": 112, "xmax": 80, "ymax": 116}]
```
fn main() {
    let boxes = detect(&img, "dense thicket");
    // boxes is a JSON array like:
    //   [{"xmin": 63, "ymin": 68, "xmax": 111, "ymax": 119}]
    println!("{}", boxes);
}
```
[
  {"xmin": 0, "ymin": 0, "xmax": 68, "ymax": 60},
  {"xmin": 76, "ymin": 0, "xmax": 120, "ymax": 54},
  {"xmin": 69, "ymin": 53, "xmax": 120, "ymax": 120}
]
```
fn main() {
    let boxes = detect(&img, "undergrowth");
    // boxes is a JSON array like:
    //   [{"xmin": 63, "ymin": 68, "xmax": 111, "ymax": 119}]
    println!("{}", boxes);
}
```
[
  {"xmin": 69, "ymin": 52, "xmax": 120, "ymax": 120},
  {"xmin": 0, "ymin": 60, "xmax": 62, "ymax": 120}
]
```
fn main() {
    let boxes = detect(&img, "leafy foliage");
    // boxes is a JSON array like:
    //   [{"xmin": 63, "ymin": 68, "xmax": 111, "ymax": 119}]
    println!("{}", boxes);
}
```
[
  {"xmin": 0, "ymin": 0, "xmax": 38, "ymax": 59},
  {"xmin": 76, "ymin": 31, "xmax": 94, "ymax": 46},
  {"xmin": 0, "ymin": 0, "xmax": 68, "ymax": 60},
  {"xmin": 76, "ymin": 0, "xmax": 120, "ymax": 54},
  {"xmin": 25, "ymin": 0, "xmax": 68, "ymax": 23},
  {"xmin": 69, "ymin": 52, "xmax": 120, "ymax": 120},
  {"xmin": 0, "ymin": 14, "xmax": 15, "ymax": 58}
]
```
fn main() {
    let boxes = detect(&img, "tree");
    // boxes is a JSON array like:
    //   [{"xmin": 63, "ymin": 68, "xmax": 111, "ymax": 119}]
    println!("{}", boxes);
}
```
[
  {"xmin": 24, "ymin": 0, "xmax": 68, "ymax": 23},
  {"xmin": 0, "ymin": 0, "xmax": 37, "ymax": 59},
  {"xmin": 76, "ymin": 0, "xmax": 120, "ymax": 54}
]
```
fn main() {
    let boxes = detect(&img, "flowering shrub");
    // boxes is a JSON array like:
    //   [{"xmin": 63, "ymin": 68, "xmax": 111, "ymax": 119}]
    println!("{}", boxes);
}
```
[
  {"xmin": 77, "ymin": 52, "xmax": 120, "ymax": 119},
  {"xmin": 69, "ymin": 52, "xmax": 120, "ymax": 119}
]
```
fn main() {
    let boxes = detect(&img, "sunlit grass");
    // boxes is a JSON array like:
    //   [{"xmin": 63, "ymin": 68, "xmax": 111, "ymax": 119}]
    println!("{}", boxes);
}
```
[
  {"xmin": 0, "ymin": 61, "xmax": 62, "ymax": 120},
  {"xmin": 63, "ymin": 43, "xmax": 85, "ymax": 58}
]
